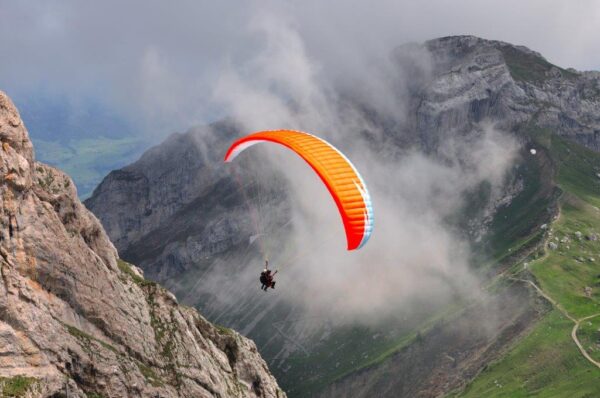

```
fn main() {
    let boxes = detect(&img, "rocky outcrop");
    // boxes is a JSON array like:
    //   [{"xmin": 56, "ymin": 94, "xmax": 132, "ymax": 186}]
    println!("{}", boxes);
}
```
[
  {"xmin": 0, "ymin": 91, "xmax": 285, "ymax": 397},
  {"xmin": 411, "ymin": 36, "xmax": 600, "ymax": 151},
  {"xmin": 84, "ymin": 122, "xmax": 288, "ymax": 283},
  {"xmin": 84, "ymin": 123, "xmax": 240, "ymax": 252}
]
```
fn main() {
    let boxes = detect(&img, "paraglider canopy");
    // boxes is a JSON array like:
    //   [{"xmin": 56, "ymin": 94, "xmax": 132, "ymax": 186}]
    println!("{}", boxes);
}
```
[{"xmin": 225, "ymin": 130, "xmax": 374, "ymax": 250}]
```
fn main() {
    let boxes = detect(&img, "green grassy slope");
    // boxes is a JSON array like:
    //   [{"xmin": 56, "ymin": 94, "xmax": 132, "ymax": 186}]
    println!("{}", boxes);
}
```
[
  {"xmin": 454, "ymin": 134, "xmax": 600, "ymax": 397},
  {"xmin": 278, "ymin": 303, "xmax": 466, "ymax": 397},
  {"xmin": 483, "ymin": 140, "xmax": 556, "ymax": 265},
  {"xmin": 500, "ymin": 45, "xmax": 577, "ymax": 85},
  {"xmin": 456, "ymin": 310, "xmax": 599, "ymax": 398},
  {"xmin": 279, "ymin": 323, "xmax": 416, "ymax": 397},
  {"xmin": 577, "ymin": 315, "xmax": 600, "ymax": 363}
]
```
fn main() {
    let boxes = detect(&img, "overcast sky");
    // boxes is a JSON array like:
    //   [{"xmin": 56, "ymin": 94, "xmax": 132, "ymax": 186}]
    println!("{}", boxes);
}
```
[{"xmin": 1, "ymin": 0, "xmax": 599, "ymax": 137}]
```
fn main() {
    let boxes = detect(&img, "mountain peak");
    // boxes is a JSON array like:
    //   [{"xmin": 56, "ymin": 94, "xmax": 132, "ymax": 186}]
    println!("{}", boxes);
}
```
[
  {"xmin": 0, "ymin": 91, "xmax": 34, "ymax": 190},
  {"xmin": 426, "ymin": 35, "xmax": 547, "ymax": 62}
]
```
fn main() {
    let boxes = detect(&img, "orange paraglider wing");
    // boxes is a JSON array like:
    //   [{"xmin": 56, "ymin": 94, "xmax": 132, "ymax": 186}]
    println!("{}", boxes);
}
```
[{"xmin": 224, "ymin": 130, "xmax": 373, "ymax": 250}]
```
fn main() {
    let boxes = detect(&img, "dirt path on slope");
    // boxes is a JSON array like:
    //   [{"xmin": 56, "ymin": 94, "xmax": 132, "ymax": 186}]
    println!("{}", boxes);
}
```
[
  {"xmin": 571, "ymin": 313, "xmax": 600, "ymax": 369},
  {"xmin": 508, "ymin": 204, "xmax": 600, "ymax": 369},
  {"xmin": 511, "ymin": 277, "xmax": 600, "ymax": 369}
]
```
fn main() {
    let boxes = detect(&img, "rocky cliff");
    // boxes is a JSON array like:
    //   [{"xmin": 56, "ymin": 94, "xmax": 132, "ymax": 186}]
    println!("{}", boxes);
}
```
[
  {"xmin": 0, "ymin": 91, "xmax": 285, "ymax": 397},
  {"xmin": 405, "ymin": 36, "xmax": 600, "ymax": 151}
]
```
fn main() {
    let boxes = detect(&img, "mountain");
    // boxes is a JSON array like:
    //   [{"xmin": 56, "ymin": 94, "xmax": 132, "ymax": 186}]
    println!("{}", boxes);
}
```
[
  {"xmin": 86, "ymin": 35, "xmax": 600, "ymax": 397},
  {"xmin": 0, "ymin": 91, "xmax": 285, "ymax": 397}
]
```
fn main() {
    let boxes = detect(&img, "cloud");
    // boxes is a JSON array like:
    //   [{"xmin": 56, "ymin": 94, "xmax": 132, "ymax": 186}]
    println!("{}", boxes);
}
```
[
  {"xmin": 204, "ymin": 14, "xmax": 520, "ymax": 323},
  {"xmin": 0, "ymin": 0, "xmax": 530, "ymax": 325},
  {"xmin": 0, "ymin": 1, "xmax": 598, "ymax": 138}
]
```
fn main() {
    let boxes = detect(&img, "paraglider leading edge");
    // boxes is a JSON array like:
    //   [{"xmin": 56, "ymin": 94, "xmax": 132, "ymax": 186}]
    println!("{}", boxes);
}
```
[{"xmin": 224, "ymin": 130, "xmax": 374, "ymax": 250}]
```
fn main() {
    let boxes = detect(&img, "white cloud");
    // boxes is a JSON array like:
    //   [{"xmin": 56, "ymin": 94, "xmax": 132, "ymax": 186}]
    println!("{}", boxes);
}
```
[
  {"xmin": 200, "ymin": 15, "xmax": 520, "ymax": 322},
  {"xmin": 0, "ymin": 0, "xmax": 598, "ymax": 136}
]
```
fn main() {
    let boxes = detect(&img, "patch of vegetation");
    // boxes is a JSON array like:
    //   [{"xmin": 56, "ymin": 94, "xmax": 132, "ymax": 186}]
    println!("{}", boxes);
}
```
[
  {"xmin": 454, "ymin": 310, "xmax": 600, "ymax": 397},
  {"xmin": 551, "ymin": 136, "xmax": 600, "ymax": 209},
  {"xmin": 145, "ymin": 287, "xmax": 167, "ymax": 343},
  {"xmin": 144, "ymin": 287, "xmax": 180, "ymax": 387},
  {"xmin": 453, "ymin": 130, "xmax": 600, "ymax": 396},
  {"xmin": 576, "ymin": 315, "xmax": 600, "ymax": 363},
  {"xmin": 279, "ymin": 324, "xmax": 414, "ymax": 397},
  {"xmin": 86, "ymin": 393, "xmax": 105, "ymax": 398},
  {"xmin": 524, "ymin": 134, "xmax": 600, "ymax": 318},
  {"xmin": 159, "ymin": 310, "xmax": 180, "ymax": 365},
  {"xmin": 500, "ymin": 45, "xmax": 577, "ymax": 85},
  {"xmin": 64, "ymin": 323, "xmax": 118, "ymax": 354},
  {"xmin": 136, "ymin": 361, "xmax": 164, "ymax": 388},
  {"xmin": 470, "ymin": 125, "xmax": 558, "ymax": 272},
  {"xmin": 215, "ymin": 324, "xmax": 234, "ymax": 336},
  {"xmin": 37, "ymin": 172, "xmax": 55, "ymax": 190},
  {"xmin": 62, "ymin": 316, "xmax": 169, "ymax": 391},
  {"xmin": 0, "ymin": 375, "xmax": 38, "ymax": 397},
  {"xmin": 529, "ymin": 200, "xmax": 600, "ymax": 319},
  {"xmin": 117, "ymin": 259, "xmax": 154, "ymax": 287},
  {"xmin": 279, "ymin": 302, "xmax": 466, "ymax": 397}
]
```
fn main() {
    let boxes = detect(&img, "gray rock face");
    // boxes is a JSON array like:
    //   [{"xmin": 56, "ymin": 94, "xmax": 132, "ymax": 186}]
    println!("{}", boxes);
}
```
[
  {"xmin": 85, "ymin": 122, "xmax": 288, "ymax": 284},
  {"xmin": 413, "ymin": 36, "xmax": 600, "ymax": 151},
  {"xmin": 0, "ymin": 91, "xmax": 285, "ymax": 397},
  {"xmin": 85, "ymin": 124, "xmax": 239, "ymax": 252}
]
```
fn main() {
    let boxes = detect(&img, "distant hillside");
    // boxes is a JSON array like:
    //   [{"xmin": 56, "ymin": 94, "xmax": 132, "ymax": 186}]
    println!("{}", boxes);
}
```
[
  {"xmin": 11, "ymin": 94, "xmax": 148, "ymax": 198},
  {"xmin": 33, "ymin": 135, "xmax": 146, "ymax": 198}
]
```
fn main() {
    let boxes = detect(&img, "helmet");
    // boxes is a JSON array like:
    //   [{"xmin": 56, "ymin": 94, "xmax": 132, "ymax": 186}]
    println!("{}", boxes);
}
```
[{"xmin": 263, "ymin": 269, "xmax": 268, "ymax": 273}]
